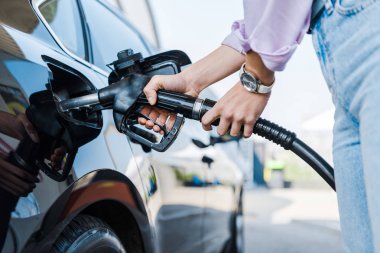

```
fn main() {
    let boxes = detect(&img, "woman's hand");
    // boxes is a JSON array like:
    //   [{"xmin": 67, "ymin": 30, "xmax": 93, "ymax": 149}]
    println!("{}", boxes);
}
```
[
  {"xmin": 143, "ymin": 74, "xmax": 200, "ymax": 105},
  {"xmin": 201, "ymin": 82, "xmax": 270, "ymax": 138},
  {"xmin": 139, "ymin": 73, "xmax": 200, "ymax": 133},
  {"xmin": 201, "ymin": 51, "xmax": 274, "ymax": 137}
]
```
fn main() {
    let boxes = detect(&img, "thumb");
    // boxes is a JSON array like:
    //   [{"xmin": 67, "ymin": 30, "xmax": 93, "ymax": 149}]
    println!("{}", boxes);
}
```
[{"xmin": 143, "ymin": 77, "xmax": 162, "ymax": 105}]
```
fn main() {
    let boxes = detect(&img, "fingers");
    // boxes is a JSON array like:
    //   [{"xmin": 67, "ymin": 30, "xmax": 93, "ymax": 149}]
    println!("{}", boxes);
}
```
[
  {"xmin": 166, "ymin": 113, "xmax": 176, "ymax": 131},
  {"xmin": 217, "ymin": 117, "xmax": 231, "ymax": 136},
  {"xmin": 216, "ymin": 116, "xmax": 256, "ymax": 137},
  {"xmin": 143, "ymin": 76, "xmax": 164, "ymax": 105},
  {"xmin": 147, "ymin": 110, "xmax": 174, "ymax": 134},
  {"xmin": 243, "ymin": 122, "xmax": 254, "ymax": 138},
  {"xmin": 138, "ymin": 106, "xmax": 152, "ymax": 125},
  {"xmin": 51, "ymin": 147, "xmax": 65, "ymax": 170},
  {"xmin": 153, "ymin": 111, "xmax": 169, "ymax": 134},
  {"xmin": 0, "ymin": 179, "xmax": 20, "ymax": 196},
  {"xmin": 0, "ymin": 158, "xmax": 37, "ymax": 197},
  {"xmin": 201, "ymin": 82, "xmax": 270, "ymax": 138},
  {"xmin": 201, "ymin": 108, "xmax": 221, "ymax": 131},
  {"xmin": 230, "ymin": 121, "xmax": 242, "ymax": 137},
  {"xmin": 145, "ymin": 110, "xmax": 160, "ymax": 129},
  {"xmin": 0, "ymin": 171, "xmax": 36, "ymax": 196},
  {"xmin": 0, "ymin": 176, "xmax": 23, "ymax": 196},
  {"xmin": 138, "ymin": 106, "xmax": 172, "ymax": 134},
  {"xmin": 0, "ymin": 159, "xmax": 39, "ymax": 183},
  {"xmin": 53, "ymin": 147, "xmax": 66, "ymax": 156},
  {"xmin": 201, "ymin": 106, "xmax": 256, "ymax": 137},
  {"xmin": 16, "ymin": 114, "xmax": 39, "ymax": 143},
  {"xmin": 0, "ymin": 177, "xmax": 35, "ymax": 197}
]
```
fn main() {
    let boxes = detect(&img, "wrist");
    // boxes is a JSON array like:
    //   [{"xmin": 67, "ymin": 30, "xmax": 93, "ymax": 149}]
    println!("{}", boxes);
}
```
[
  {"xmin": 245, "ymin": 51, "xmax": 275, "ymax": 86},
  {"xmin": 179, "ymin": 68, "xmax": 203, "ymax": 95},
  {"xmin": 244, "ymin": 64, "xmax": 274, "ymax": 86}
]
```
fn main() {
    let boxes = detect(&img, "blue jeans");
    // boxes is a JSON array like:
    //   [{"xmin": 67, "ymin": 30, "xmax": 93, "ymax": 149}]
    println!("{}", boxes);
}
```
[{"xmin": 312, "ymin": 0, "xmax": 380, "ymax": 252}]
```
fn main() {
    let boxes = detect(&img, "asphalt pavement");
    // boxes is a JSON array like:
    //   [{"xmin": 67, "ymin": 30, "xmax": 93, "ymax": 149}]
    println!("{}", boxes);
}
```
[{"xmin": 243, "ymin": 188, "xmax": 344, "ymax": 253}]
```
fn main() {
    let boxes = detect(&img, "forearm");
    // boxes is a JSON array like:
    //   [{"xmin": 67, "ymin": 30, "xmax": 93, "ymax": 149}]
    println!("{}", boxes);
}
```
[{"xmin": 180, "ymin": 45, "xmax": 244, "ymax": 93}]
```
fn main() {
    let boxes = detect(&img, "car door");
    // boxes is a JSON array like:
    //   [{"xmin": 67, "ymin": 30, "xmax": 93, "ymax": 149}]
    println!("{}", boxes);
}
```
[
  {"xmin": 30, "ymin": 0, "xmax": 135, "ymax": 189},
  {"xmin": 76, "ymin": 1, "xmax": 207, "ymax": 252},
  {"xmin": 67, "ymin": 0, "xmax": 164, "ymax": 251},
  {"xmin": 33, "ymin": 0, "xmax": 150, "ymax": 208}
]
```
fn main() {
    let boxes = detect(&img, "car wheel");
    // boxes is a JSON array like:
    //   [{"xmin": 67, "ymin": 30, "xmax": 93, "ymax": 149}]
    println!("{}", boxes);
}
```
[{"xmin": 51, "ymin": 215, "xmax": 126, "ymax": 253}]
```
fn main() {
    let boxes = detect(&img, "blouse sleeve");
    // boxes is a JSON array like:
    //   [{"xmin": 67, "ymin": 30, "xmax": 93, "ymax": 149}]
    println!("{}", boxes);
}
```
[{"xmin": 222, "ymin": 0, "xmax": 313, "ymax": 71}]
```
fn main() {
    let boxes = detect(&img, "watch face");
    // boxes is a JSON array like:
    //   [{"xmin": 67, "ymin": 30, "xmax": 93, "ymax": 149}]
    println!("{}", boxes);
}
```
[{"xmin": 241, "ymin": 73, "xmax": 257, "ymax": 92}]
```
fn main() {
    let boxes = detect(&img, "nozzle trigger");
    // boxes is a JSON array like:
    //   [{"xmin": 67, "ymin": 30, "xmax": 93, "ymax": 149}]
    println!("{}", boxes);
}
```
[{"xmin": 123, "ymin": 115, "xmax": 185, "ymax": 152}]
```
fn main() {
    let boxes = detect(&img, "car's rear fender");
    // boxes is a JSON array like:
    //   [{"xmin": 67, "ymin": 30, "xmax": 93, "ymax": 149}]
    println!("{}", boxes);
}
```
[{"xmin": 22, "ymin": 169, "xmax": 153, "ymax": 253}]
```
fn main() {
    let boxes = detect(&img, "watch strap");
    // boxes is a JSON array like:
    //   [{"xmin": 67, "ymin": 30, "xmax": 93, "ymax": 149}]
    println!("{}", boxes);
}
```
[{"xmin": 256, "ymin": 81, "xmax": 274, "ymax": 93}]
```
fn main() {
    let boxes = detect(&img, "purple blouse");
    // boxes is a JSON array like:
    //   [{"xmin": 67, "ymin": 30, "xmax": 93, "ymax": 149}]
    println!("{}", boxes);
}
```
[{"xmin": 223, "ymin": 0, "xmax": 313, "ymax": 71}]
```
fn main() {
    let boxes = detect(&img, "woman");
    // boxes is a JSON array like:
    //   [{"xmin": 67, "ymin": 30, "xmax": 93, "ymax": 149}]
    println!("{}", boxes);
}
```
[{"xmin": 140, "ymin": 0, "xmax": 380, "ymax": 252}]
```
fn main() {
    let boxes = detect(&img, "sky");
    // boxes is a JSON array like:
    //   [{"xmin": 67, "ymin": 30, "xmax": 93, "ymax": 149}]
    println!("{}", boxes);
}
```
[{"xmin": 149, "ymin": 0, "xmax": 334, "ymax": 134}]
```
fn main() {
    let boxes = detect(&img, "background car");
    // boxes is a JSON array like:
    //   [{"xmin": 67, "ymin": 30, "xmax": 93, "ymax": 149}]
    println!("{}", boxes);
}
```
[{"xmin": 0, "ymin": 0, "xmax": 243, "ymax": 252}]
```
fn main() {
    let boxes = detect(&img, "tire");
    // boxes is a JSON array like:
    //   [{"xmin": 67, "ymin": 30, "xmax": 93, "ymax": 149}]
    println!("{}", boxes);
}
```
[{"xmin": 51, "ymin": 215, "xmax": 126, "ymax": 253}]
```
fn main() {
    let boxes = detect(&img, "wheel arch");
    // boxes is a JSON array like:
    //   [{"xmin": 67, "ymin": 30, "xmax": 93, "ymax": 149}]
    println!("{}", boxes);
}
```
[
  {"xmin": 23, "ymin": 169, "xmax": 153, "ymax": 253},
  {"xmin": 80, "ymin": 199, "xmax": 144, "ymax": 253}
]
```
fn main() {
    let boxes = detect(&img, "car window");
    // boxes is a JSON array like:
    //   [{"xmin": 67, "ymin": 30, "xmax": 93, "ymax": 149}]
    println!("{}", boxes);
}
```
[
  {"xmin": 39, "ymin": 0, "xmax": 86, "ymax": 59},
  {"xmin": 81, "ymin": 0, "xmax": 150, "ymax": 71},
  {"xmin": 105, "ymin": 0, "xmax": 160, "ymax": 49}
]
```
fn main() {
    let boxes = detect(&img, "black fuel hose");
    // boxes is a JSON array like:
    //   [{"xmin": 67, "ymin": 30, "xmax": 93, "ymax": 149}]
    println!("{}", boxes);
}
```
[{"xmin": 137, "ymin": 90, "xmax": 336, "ymax": 190}]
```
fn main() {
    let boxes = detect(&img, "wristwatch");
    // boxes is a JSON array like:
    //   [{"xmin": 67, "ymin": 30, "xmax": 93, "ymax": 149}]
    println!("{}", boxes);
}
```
[{"xmin": 239, "ymin": 63, "xmax": 274, "ymax": 94}]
